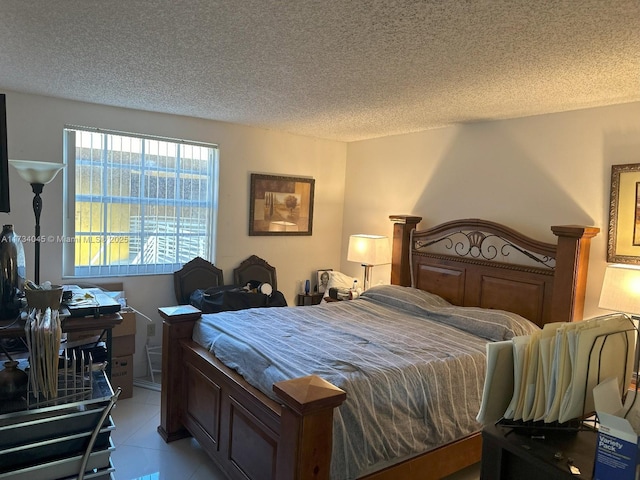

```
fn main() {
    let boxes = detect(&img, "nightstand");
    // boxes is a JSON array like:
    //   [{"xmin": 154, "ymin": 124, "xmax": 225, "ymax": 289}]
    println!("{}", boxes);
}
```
[
  {"xmin": 296, "ymin": 293, "xmax": 323, "ymax": 306},
  {"xmin": 481, "ymin": 423, "xmax": 597, "ymax": 479}
]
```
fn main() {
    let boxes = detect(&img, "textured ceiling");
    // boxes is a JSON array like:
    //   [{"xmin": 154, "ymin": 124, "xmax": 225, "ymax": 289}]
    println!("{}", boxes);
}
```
[{"xmin": 0, "ymin": 1, "xmax": 638, "ymax": 142}]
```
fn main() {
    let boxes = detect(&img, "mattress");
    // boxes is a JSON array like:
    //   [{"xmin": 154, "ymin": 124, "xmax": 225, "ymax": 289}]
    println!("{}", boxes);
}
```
[{"xmin": 192, "ymin": 284, "xmax": 539, "ymax": 479}]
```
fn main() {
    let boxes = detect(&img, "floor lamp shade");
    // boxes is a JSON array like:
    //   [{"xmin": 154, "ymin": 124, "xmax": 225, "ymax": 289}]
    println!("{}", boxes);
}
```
[
  {"xmin": 9, "ymin": 160, "xmax": 65, "ymax": 185},
  {"xmin": 9, "ymin": 160, "xmax": 65, "ymax": 285}
]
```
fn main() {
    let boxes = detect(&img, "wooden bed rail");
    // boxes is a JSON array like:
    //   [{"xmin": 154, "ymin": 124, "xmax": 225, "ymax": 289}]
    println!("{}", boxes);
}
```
[
  {"xmin": 158, "ymin": 305, "xmax": 201, "ymax": 442},
  {"xmin": 550, "ymin": 224, "xmax": 600, "ymax": 322},
  {"xmin": 158, "ymin": 305, "xmax": 347, "ymax": 480},
  {"xmin": 275, "ymin": 376, "xmax": 346, "ymax": 480},
  {"xmin": 389, "ymin": 215, "xmax": 422, "ymax": 286}
]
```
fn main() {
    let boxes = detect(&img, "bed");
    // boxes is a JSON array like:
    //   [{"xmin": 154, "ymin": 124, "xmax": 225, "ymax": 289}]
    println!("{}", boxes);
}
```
[{"xmin": 158, "ymin": 216, "xmax": 599, "ymax": 480}]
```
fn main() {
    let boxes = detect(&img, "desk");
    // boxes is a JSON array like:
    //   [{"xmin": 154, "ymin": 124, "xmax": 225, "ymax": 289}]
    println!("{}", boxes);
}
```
[
  {"xmin": 481, "ymin": 423, "xmax": 597, "ymax": 479},
  {"xmin": 0, "ymin": 312, "xmax": 122, "ymax": 379}
]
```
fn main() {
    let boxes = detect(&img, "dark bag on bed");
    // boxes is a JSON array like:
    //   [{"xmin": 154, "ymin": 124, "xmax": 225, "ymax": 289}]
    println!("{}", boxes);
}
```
[{"xmin": 190, "ymin": 285, "xmax": 287, "ymax": 313}]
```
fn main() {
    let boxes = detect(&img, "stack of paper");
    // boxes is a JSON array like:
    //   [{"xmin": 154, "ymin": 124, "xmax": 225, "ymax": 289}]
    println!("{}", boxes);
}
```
[
  {"xmin": 477, "ymin": 314, "xmax": 636, "ymax": 425},
  {"xmin": 24, "ymin": 307, "xmax": 63, "ymax": 399}
]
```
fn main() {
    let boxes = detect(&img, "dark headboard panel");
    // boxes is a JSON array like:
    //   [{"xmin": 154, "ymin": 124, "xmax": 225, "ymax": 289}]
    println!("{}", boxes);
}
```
[
  {"xmin": 390, "ymin": 216, "xmax": 599, "ymax": 327},
  {"xmin": 173, "ymin": 256, "xmax": 224, "ymax": 304},
  {"xmin": 234, "ymin": 255, "xmax": 277, "ymax": 290}
]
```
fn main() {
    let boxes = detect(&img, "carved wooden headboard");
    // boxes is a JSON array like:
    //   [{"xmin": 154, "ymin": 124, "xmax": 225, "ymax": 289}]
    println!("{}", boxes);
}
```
[
  {"xmin": 233, "ymin": 255, "xmax": 278, "ymax": 290},
  {"xmin": 390, "ymin": 216, "xmax": 599, "ymax": 327},
  {"xmin": 173, "ymin": 256, "xmax": 224, "ymax": 304}
]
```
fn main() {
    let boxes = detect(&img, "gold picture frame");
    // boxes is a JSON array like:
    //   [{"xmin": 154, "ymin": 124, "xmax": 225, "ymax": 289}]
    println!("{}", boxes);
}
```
[
  {"xmin": 607, "ymin": 163, "xmax": 640, "ymax": 264},
  {"xmin": 249, "ymin": 173, "xmax": 315, "ymax": 236}
]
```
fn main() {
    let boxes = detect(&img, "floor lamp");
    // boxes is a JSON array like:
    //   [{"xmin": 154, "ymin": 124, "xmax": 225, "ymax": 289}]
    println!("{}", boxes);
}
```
[
  {"xmin": 347, "ymin": 234, "xmax": 391, "ymax": 291},
  {"xmin": 9, "ymin": 160, "xmax": 65, "ymax": 285}
]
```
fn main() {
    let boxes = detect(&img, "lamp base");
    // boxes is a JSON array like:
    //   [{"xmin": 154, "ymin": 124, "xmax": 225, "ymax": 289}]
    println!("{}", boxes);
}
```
[
  {"xmin": 362, "ymin": 264, "xmax": 373, "ymax": 291},
  {"xmin": 31, "ymin": 183, "xmax": 44, "ymax": 286}
]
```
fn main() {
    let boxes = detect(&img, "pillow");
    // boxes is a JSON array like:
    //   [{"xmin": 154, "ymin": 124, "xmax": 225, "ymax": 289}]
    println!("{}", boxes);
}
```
[
  {"xmin": 360, "ymin": 284, "xmax": 451, "ymax": 310},
  {"xmin": 430, "ymin": 305, "xmax": 540, "ymax": 341},
  {"xmin": 360, "ymin": 284, "xmax": 539, "ymax": 341},
  {"xmin": 324, "ymin": 271, "xmax": 356, "ymax": 298}
]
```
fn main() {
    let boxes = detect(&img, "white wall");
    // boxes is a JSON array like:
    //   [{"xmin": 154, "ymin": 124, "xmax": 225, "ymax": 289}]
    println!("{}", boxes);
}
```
[
  {"xmin": 343, "ymin": 102, "xmax": 640, "ymax": 320},
  {"xmin": 2, "ymin": 90, "xmax": 347, "ymax": 376},
  {"xmin": 6, "ymin": 89, "xmax": 640, "ymax": 376}
]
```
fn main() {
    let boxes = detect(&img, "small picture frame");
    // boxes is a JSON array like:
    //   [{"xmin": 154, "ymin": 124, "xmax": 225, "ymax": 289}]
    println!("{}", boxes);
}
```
[{"xmin": 317, "ymin": 269, "xmax": 333, "ymax": 294}]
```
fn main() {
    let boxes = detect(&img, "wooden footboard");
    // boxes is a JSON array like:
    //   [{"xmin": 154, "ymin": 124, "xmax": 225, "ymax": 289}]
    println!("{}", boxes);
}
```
[
  {"xmin": 158, "ymin": 305, "xmax": 481, "ymax": 480},
  {"xmin": 158, "ymin": 305, "xmax": 346, "ymax": 480}
]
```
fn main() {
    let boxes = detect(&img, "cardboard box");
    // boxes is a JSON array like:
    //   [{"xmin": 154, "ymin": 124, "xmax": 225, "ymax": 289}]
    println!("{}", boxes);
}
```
[
  {"xmin": 111, "ymin": 334, "xmax": 135, "ymax": 357},
  {"xmin": 111, "ymin": 354, "xmax": 133, "ymax": 399},
  {"xmin": 113, "ymin": 309, "xmax": 136, "ymax": 337},
  {"xmin": 594, "ymin": 378, "xmax": 640, "ymax": 479},
  {"xmin": 594, "ymin": 412, "xmax": 640, "ymax": 480}
]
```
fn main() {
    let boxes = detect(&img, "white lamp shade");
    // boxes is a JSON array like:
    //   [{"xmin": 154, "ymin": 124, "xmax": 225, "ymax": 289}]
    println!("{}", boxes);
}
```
[
  {"xmin": 599, "ymin": 264, "xmax": 640, "ymax": 315},
  {"xmin": 9, "ymin": 159, "xmax": 65, "ymax": 184},
  {"xmin": 347, "ymin": 234, "xmax": 391, "ymax": 266}
]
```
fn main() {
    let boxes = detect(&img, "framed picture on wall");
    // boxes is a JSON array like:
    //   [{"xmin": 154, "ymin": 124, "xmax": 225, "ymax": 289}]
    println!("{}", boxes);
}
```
[
  {"xmin": 249, "ymin": 173, "xmax": 315, "ymax": 236},
  {"xmin": 607, "ymin": 163, "xmax": 640, "ymax": 264}
]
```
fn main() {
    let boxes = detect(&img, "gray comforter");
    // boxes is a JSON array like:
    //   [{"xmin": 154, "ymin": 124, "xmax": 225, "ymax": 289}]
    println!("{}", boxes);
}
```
[{"xmin": 192, "ymin": 284, "xmax": 539, "ymax": 479}]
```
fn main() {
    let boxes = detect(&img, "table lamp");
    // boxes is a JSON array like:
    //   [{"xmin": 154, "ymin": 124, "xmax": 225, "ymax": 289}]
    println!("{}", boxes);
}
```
[
  {"xmin": 599, "ymin": 263, "xmax": 640, "ymax": 386},
  {"xmin": 347, "ymin": 234, "xmax": 391, "ymax": 291},
  {"xmin": 9, "ymin": 160, "xmax": 65, "ymax": 285},
  {"xmin": 599, "ymin": 264, "xmax": 640, "ymax": 318}
]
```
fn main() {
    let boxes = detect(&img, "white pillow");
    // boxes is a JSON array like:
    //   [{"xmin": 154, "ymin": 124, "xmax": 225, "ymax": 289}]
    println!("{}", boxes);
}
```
[{"xmin": 324, "ymin": 271, "xmax": 356, "ymax": 298}]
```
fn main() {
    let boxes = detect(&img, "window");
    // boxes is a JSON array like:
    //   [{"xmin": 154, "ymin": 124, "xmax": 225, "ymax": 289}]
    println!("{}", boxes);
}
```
[{"xmin": 63, "ymin": 126, "xmax": 218, "ymax": 277}]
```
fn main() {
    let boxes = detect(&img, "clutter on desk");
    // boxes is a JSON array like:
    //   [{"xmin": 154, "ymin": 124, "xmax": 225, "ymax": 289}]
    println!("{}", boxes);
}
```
[
  {"xmin": 23, "ymin": 307, "xmax": 62, "ymax": 399},
  {"xmin": 24, "ymin": 280, "xmax": 63, "ymax": 312},
  {"xmin": 476, "ymin": 313, "xmax": 636, "ymax": 427},
  {"xmin": 62, "ymin": 286, "xmax": 121, "ymax": 318}
]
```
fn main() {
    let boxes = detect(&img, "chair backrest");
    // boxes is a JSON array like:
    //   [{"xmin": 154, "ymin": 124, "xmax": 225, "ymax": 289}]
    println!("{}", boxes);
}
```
[
  {"xmin": 233, "ymin": 255, "xmax": 277, "ymax": 291},
  {"xmin": 173, "ymin": 257, "xmax": 224, "ymax": 304}
]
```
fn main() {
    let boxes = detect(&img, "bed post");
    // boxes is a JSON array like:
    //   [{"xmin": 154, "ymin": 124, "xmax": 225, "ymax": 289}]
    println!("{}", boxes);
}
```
[
  {"xmin": 157, "ymin": 305, "xmax": 202, "ymax": 442},
  {"xmin": 274, "ymin": 376, "xmax": 346, "ymax": 480},
  {"xmin": 389, "ymin": 215, "xmax": 422, "ymax": 287},
  {"xmin": 550, "ymin": 225, "xmax": 600, "ymax": 322}
]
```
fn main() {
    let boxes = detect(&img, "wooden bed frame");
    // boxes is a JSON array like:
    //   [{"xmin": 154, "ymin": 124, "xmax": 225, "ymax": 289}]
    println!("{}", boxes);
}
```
[{"xmin": 158, "ymin": 216, "xmax": 599, "ymax": 480}]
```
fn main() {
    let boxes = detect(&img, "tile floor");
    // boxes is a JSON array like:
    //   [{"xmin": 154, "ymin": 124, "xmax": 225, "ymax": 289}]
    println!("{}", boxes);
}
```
[
  {"xmin": 110, "ymin": 385, "xmax": 481, "ymax": 480},
  {"xmin": 110, "ymin": 386, "xmax": 226, "ymax": 480}
]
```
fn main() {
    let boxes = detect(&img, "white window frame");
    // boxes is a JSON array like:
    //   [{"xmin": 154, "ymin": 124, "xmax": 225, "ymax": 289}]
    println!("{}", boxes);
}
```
[{"xmin": 62, "ymin": 126, "xmax": 219, "ymax": 278}]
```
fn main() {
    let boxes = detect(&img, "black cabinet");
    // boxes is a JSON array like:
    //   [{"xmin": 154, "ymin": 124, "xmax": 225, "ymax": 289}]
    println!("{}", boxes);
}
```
[
  {"xmin": 296, "ymin": 293, "xmax": 324, "ymax": 306},
  {"xmin": 481, "ymin": 424, "xmax": 597, "ymax": 480}
]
